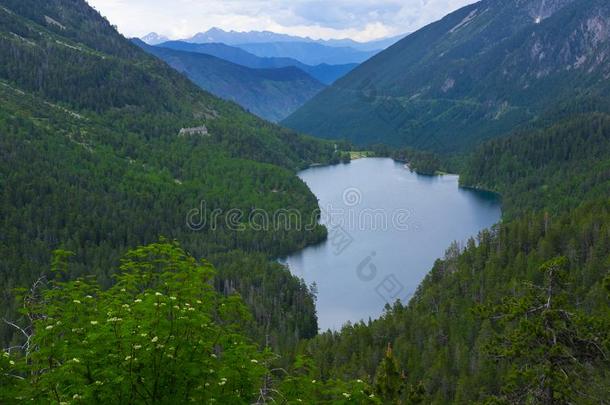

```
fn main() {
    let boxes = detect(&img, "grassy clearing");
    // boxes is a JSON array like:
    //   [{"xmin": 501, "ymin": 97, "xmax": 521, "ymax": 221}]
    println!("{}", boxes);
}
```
[{"xmin": 349, "ymin": 151, "xmax": 374, "ymax": 159}]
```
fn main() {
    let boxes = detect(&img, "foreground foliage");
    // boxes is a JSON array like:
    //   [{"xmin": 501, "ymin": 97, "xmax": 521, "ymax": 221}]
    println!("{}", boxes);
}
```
[
  {"xmin": 0, "ymin": 242, "xmax": 378, "ymax": 404},
  {"xmin": 2, "ymin": 242, "xmax": 265, "ymax": 403}
]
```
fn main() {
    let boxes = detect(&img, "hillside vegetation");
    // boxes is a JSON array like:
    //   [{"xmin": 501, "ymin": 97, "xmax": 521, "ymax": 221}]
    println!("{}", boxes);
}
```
[{"xmin": 0, "ymin": 0, "xmax": 339, "ymax": 352}]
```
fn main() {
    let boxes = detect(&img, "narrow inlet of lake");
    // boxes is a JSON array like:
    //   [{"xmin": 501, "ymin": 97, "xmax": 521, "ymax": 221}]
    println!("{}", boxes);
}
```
[{"xmin": 282, "ymin": 158, "xmax": 501, "ymax": 331}]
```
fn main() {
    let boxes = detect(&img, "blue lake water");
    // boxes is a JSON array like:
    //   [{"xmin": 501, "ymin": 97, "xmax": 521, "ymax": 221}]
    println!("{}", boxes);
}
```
[{"xmin": 282, "ymin": 158, "xmax": 501, "ymax": 331}]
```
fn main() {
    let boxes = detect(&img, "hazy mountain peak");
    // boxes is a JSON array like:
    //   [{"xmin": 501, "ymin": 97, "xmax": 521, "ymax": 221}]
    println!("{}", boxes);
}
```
[
  {"xmin": 141, "ymin": 32, "xmax": 169, "ymax": 45},
  {"xmin": 188, "ymin": 27, "xmax": 301, "ymax": 45}
]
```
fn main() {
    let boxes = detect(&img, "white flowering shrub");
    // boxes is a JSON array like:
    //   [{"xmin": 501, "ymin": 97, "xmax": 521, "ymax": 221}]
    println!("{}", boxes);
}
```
[
  {"xmin": 1, "ymin": 241, "xmax": 377, "ymax": 404},
  {"xmin": 2, "ymin": 241, "xmax": 266, "ymax": 403}
]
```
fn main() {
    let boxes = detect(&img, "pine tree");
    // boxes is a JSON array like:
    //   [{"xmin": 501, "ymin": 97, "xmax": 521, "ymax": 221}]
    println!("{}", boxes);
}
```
[{"xmin": 374, "ymin": 343, "xmax": 405, "ymax": 403}]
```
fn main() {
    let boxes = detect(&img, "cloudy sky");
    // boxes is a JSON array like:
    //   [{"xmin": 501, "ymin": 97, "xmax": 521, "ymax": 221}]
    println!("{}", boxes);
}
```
[{"xmin": 86, "ymin": 0, "xmax": 478, "ymax": 42}]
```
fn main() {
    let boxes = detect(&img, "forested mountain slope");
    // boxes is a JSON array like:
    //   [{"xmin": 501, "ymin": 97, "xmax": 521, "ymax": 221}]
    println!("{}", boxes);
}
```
[
  {"xmin": 284, "ymin": 0, "xmax": 610, "ymax": 152},
  {"xmin": 461, "ymin": 113, "xmax": 610, "ymax": 218},
  {"xmin": 0, "ymin": 0, "xmax": 339, "ymax": 350},
  {"xmin": 134, "ymin": 40, "xmax": 325, "ymax": 122},
  {"xmin": 306, "ymin": 200, "xmax": 610, "ymax": 403}
]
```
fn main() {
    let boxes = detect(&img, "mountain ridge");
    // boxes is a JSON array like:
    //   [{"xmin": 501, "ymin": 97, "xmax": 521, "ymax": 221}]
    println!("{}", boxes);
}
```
[
  {"xmin": 283, "ymin": 0, "xmax": 610, "ymax": 151},
  {"xmin": 233, "ymin": 41, "xmax": 377, "ymax": 65},
  {"xmin": 155, "ymin": 40, "xmax": 357, "ymax": 84},
  {"xmin": 134, "ymin": 39, "xmax": 326, "ymax": 122},
  {"xmin": 141, "ymin": 27, "xmax": 400, "ymax": 66},
  {"xmin": 183, "ymin": 27, "xmax": 405, "ymax": 51}
]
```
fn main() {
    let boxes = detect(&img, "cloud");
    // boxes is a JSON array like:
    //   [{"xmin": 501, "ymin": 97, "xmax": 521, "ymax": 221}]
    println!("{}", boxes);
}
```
[
  {"xmin": 86, "ymin": 0, "xmax": 478, "ymax": 41},
  {"xmin": 290, "ymin": 1, "xmax": 404, "ymax": 30}
]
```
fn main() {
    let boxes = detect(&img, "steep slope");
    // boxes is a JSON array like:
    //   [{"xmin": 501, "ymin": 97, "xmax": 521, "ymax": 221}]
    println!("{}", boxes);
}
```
[
  {"xmin": 156, "ymin": 40, "xmax": 357, "ymax": 84},
  {"xmin": 135, "ymin": 40, "xmax": 325, "ymax": 122},
  {"xmin": 235, "ymin": 41, "xmax": 377, "ymax": 65},
  {"xmin": 0, "ymin": 0, "xmax": 339, "ymax": 348},
  {"xmin": 284, "ymin": 0, "xmax": 610, "ymax": 152}
]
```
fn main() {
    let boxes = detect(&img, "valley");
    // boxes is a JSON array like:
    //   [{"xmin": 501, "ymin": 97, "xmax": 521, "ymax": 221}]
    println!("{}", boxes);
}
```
[
  {"xmin": 133, "ymin": 28, "xmax": 400, "ymax": 122},
  {"xmin": 0, "ymin": 0, "xmax": 608, "ymax": 403},
  {"xmin": 134, "ymin": 39, "xmax": 326, "ymax": 122}
]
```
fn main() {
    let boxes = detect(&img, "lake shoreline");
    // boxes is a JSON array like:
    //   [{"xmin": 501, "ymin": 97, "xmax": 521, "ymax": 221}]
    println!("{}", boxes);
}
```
[{"xmin": 283, "ymin": 157, "xmax": 502, "ymax": 331}]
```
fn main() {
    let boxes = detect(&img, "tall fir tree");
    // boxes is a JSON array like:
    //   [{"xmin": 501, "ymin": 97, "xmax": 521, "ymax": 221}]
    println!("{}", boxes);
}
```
[{"xmin": 374, "ymin": 343, "xmax": 405, "ymax": 403}]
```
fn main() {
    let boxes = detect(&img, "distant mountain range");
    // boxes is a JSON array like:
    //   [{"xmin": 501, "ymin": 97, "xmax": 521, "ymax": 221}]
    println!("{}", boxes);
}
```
[
  {"xmin": 284, "ymin": 0, "xmax": 610, "ymax": 152},
  {"xmin": 178, "ymin": 27, "xmax": 405, "ymax": 51},
  {"xmin": 156, "ymin": 41, "xmax": 357, "ymax": 85},
  {"xmin": 135, "ymin": 28, "xmax": 383, "ymax": 120},
  {"xmin": 141, "ymin": 28, "xmax": 404, "ymax": 65},
  {"xmin": 134, "ymin": 40, "xmax": 325, "ymax": 122}
]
